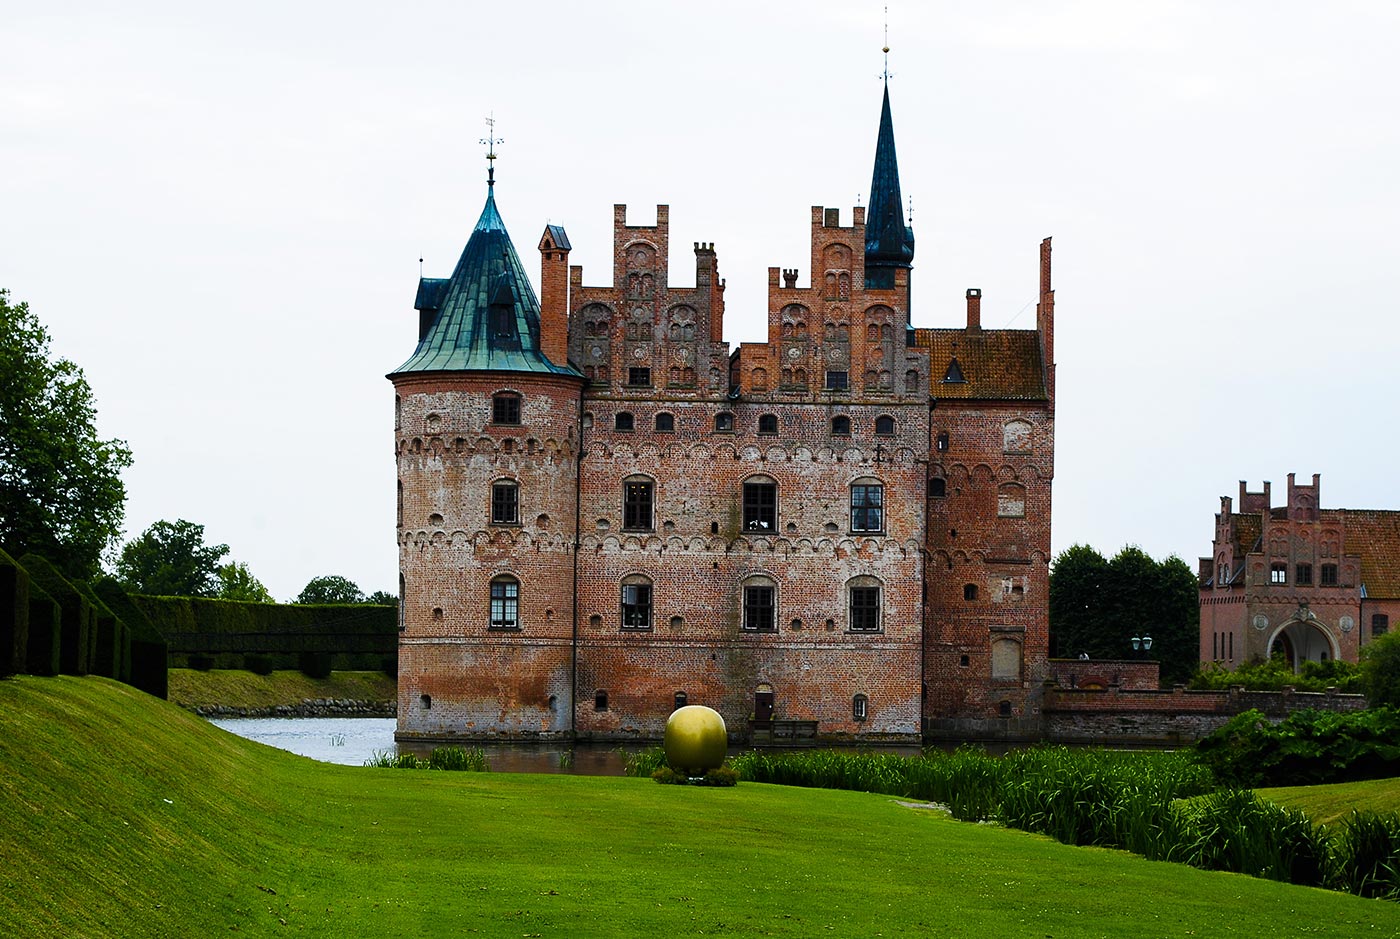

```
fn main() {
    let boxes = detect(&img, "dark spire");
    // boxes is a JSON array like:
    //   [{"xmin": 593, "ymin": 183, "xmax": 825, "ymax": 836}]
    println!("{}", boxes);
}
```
[{"xmin": 865, "ymin": 81, "xmax": 915, "ymax": 290}]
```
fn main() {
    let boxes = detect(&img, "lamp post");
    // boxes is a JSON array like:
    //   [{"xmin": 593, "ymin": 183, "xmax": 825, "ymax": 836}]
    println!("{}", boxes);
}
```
[{"xmin": 1130, "ymin": 634, "xmax": 1154, "ymax": 657}]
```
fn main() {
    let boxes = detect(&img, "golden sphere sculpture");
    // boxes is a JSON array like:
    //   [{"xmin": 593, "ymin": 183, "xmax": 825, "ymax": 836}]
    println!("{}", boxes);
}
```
[{"xmin": 663, "ymin": 705, "xmax": 728, "ymax": 775}]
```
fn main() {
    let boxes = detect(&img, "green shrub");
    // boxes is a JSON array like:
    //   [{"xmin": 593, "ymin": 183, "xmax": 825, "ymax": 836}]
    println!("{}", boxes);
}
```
[
  {"xmin": 24, "ymin": 581, "xmax": 60, "ymax": 677},
  {"xmin": 244, "ymin": 654, "xmax": 274, "ymax": 676},
  {"xmin": 651, "ymin": 766, "xmax": 688, "ymax": 785},
  {"xmin": 1194, "ymin": 708, "xmax": 1400, "ymax": 787},
  {"xmin": 187, "ymin": 654, "xmax": 214, "ymax": 672},
  {"xmin": 298, "ymin": 651, "xmax": 333, "ymax": 680},
  {"xmin": 700, "ymin": 766, "xmax": 739, "ymax": 787},
  {"xmin": 1191, "ymin": 658, "xmax": 1362, "ymax": 694}
]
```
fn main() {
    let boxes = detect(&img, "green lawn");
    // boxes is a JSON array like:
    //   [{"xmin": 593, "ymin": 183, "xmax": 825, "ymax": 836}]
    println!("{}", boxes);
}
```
[
  {"xmin": 166, "ymin": 668, "xmax": 396, "ymax": 711},
  {"xmin": 1261, "ymin": 777, "xmax": 1400, "ymax": 825},
  {"xmin": 4, "ymin": 676, "xmax": 1400, "ymax": 937}
]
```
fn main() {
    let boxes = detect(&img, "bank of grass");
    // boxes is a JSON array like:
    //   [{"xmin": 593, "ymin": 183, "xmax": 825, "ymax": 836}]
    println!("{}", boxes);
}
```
[
  {"xmin": 166, "ymin": 667, "xmax": 395, "ymax": 711},
  {"xmin": 4, "ymin": 677, "xmax": 1400, "ymax": 938},
  {"xmin": 1261, "ymin": 777, "xmax": 1400, "ymax": 825}
]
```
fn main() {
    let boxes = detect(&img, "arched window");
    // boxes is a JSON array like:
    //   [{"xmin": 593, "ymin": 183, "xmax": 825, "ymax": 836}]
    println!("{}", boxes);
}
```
[
  {"xmin": 743, "ymin": 475, "xmax": 777, "ymax": 531},
  {"xmin": 874, "ymin": 415, "xmax": 895, "ymax": 436},
  {"xmin": 757, "ymin": 414, "xmax": 778, "ymax": 435},
  {"xmin": 850, "ymin": 478, "xmax": 884, "ymax": 533},
  {"xmin": 623, "ymin": 476, "xmax": 654, "ymax": 531},
  {"xmin": 620, "ymin": 574, "xmax": 653, "ymax": 630},
  {"xmin": 741, "ymin": 574, "xmax": 778, "ymax": 632},
  {"xmin": 655, "ymin": 412, "xmax": 675, "ymax": 433},
  {"xmin": 866, "ymin": 323, "xmax": 880, "ymax": 342},
  {"xmin": 674, "ymin": 691, "xmax": 688, "ymax": 711},
  {"xmin": 852, "ymin": 694, "xmax": 868, "ymax": 722},
  {"xmin": 491, "ymin": 479, "xmax": 519, "ymax": 525},
  {"xmin": 1003, "ymin": 419, "xmax": 1032, "ymax": 453},
  {"xmin": 847, "ymin": 576, "xmax": 882, "ymax": 632},
  {"xmin": 832, "ymin": 415, "xmax": 851, "ymax": 436},
  {"xmin": 489, "ymin": 576, "xmax": 520, "ymax": 630}
]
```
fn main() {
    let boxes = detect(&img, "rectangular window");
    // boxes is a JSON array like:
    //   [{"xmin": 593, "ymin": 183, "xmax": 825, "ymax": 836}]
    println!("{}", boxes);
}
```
[
  {"xmin": 621, "ymin": 583, "xmax": 652, "ymax": 630},
  {"xmin": 825, "ymin": 370, "xmax": 849, "ymax": 391},
  {"xmin": 1321, "ymin": 563, "xmax": 1338, "ymax": 586},
  {"xmin": 492, "ymin": 394, "xmax": 521, "ymax": 425},
  {"xmin": 1375, "ymin": 614, "xmax": 1390, "ymax": 637},
  {"xmin": 850, "ymin": 484, "xmax": 884, "ymax": 532},
  {"xmin": 743, "ymin": 481, "xmax": 777, "ymax": 532},
  {"xmin": 743, "ymin": 585, "xmax": 775, "ymax": 632},
  {"xmin": 1296, "ymin": 563, "xmax": 1313, "ymax": 585},
  {"xmin": 850, "ymin": 586, "xmax": 881, "ymax": 632},
  {"xmin": 623, "ymin": 480, "xmax": 654, "ymax": 531},
  {"xmin": 627, "ymin": 367, "xmax": 651, "ymax": 387},
  {"xmin": 1270, "ymin": 563, "xmax": 1286, "ymax": 584},
  {"xmin": 489, "ymin": 579, "xmax": 519, "ymax": 629},
  {"xmin": 491, "ymin": 481, "xmax": 519, "ymax": 525}
]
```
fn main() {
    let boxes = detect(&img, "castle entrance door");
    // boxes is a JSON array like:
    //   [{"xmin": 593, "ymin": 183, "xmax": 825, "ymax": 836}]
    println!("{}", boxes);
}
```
[{"xmin": 754, "ymin": 685, "xmax": 774, "ymax": 722}]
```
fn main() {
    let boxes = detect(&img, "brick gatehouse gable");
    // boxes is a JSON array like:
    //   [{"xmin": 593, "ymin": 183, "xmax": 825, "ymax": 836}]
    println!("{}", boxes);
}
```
[
  {"xmin": 390, "ymin": 85, "xmax": 1055, "ymax": 744},
  {"xmin": 1200, "ymin": 473, "xmax": 1400, "ymax": 670}
]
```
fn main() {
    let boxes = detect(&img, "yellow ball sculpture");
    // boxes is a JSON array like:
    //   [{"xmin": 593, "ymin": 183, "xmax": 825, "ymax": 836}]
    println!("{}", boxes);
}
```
[{"xmin": 663, "ymin": 705, "xmax": 728, "ymax": 775}]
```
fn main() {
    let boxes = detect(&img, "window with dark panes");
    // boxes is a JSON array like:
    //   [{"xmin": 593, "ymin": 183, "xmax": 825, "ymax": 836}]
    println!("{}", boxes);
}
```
[
  {"xmin": 615, "ymin": 411, "xmax": 634, "ymax": 432},
  {"xmin": 850, "ymin": 483, "xmax": 884, "ymax": 532},
  {"xmin": 743, "ymin": 479, "xmax": 777, "ymax": 531},
  {"xmin": 491, "ymin": 480, "xmax": 519, "ymax": 525},
  {"xmin": 874, "ymin": 415, "xmax": 895, "ymax": 436},
  {"xmin": 825, "ymin": 370, "xmax": 849, "ymax": 391},
  {"xmin": 623, "ymin": 479, "xmax": 654, "ymax": 530},
  {"xmin": 1296, "ymin": 563, "xmax": 1313, "ymax": 585},
  {"xmin": 627, "ymin": 367, "xmax": 651, "ymax": 387},
  {"xmin": 757, "ymin": 414, "xmax": 778, "ymax": 435},
  {"xmin": 1321, "ymin": 564, "xmax": 1338, "ymax": 586},
  {"xmin": 832, "ymin": 415, "xmax": 851, "ymax": 436},
  {"xmin": 655, "ymin": 412, "xmax": 675, "ymax": 432},
  {"xmin": 621, "ymin": 581, "xmax": 652, "ymax": 630},
  {"xmin": 743, "ymin": 584, "xmax": 775, "ymax": 631},
  {"xmin": 850, "ymin": 585, "xmax": 881, "ymax": 632},
  {"xmin": 489, "ymin": 577, "xmax": 519, "ymax": 629},
  {"xmin": 492, "ymin": 393, "xmax": 521, "ymax": 425}
]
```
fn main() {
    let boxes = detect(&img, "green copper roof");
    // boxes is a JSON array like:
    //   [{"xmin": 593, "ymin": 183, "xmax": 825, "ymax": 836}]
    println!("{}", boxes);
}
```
[
  {"xmin": 390, "ymin": 185, "xmax": 579, "ymax": 378},
  {"xmin": 865, "ymin": 83, "xmax": 915, "ymax": 289}
]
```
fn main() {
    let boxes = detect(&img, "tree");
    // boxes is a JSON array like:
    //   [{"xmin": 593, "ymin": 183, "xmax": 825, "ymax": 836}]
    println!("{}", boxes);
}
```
[
  {"xmin": 1049, "ymin": 543, "xmax": 1201, "ymax": 684},
  {"xmin": 116, "ymin": 519, "xmax": 228, "ymax": 596},
  {"xmin": 216, "ymin": 561, "xmax": 274, "ymax": 603},
  {"xmin": 366, "ymin": 589, "xmax": 397, "ymax": 606},
  {"xmin": 0, "ymin": 289, "xmax": 133, "ymax": 578},
  {"xmin": 1360, "ymin": 631, "xmax": 1400, "ymax": 709},
  {"xmin": 296, "ymin": 575, "xmax": 365, "ymax": 605}
]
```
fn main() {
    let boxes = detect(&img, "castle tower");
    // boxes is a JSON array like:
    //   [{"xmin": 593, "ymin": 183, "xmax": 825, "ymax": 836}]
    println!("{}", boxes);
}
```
[{"xmin": 389, "ymin": 171, "xmax": 584, "ymax": 742}]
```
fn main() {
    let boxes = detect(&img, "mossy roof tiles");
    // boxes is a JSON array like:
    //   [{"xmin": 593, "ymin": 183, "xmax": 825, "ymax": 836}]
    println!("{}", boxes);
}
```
[{"xmin": 911, "ymin": 328, "xmax": 1047, "ymax": 401}]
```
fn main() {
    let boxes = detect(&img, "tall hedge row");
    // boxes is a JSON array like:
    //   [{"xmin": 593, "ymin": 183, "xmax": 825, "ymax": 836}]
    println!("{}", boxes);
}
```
[
  {"xmin": 1, "ymin": 548, "xmax": 29, "ymax": 676},
  {"xmin": 25, "ymin": 580, "xmax": 61, "ymax": 677},
  {"xmin": 131, "ymin": 595, "xmax": 396, "ymax": 672},
  {"xmin": 93, "ymin": 578, "xmax": 167, "ymax": 699},
  {"xmin": 21, "ymin": 554, "xmax": 93, "ymax": 676}
]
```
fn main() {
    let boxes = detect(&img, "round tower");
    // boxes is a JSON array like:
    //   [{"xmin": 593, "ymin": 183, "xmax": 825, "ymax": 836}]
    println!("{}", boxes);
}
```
[{"xmin": 390, "ymin": 177, "xmax": 583, "ymax": 742}]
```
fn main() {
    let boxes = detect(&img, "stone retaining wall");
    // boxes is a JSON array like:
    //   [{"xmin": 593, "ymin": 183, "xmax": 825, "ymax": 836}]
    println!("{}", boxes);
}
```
[{"xmin": 190, "ymin": 698, "xmax": 396, "ymax": 719}]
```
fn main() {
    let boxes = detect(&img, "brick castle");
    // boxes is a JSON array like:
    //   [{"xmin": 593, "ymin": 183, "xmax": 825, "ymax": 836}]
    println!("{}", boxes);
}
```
[{"xmin": 390, "ymin": 84, "xmax": 1055, "ymax": 743}]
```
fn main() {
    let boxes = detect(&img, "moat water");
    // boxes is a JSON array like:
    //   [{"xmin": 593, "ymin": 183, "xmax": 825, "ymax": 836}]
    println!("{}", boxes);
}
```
[{"xmin": 208, "ymin": 717, "xmax": 930, "ymax": 772}]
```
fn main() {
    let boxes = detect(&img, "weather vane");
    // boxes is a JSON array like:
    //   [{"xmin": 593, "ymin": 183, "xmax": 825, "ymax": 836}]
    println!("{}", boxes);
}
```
[
  {"xmin": 480, "ymin": 113, "xmax": 503, "ymax": 186},
  {"xmin": 882, "ymin": 6, "xmax": 891, "ymax": 81}
]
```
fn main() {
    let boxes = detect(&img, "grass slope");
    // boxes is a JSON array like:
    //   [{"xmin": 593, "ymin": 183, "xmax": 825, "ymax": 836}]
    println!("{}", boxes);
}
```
[
  {"xmin": 166, "ymin": 668, "xmax": 395, "ymax": 710},
  {"xmin": 4, "ymin": 676, "xmax": 1400, "ymax": 938},
  {"xmin": 1261, "ymin": 777, "xmax": 1400, "ymax": 825}
]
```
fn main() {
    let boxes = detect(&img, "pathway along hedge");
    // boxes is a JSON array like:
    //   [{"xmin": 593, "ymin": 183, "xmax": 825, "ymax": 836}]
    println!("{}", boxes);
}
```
[{"xmin": 133, "ymin": 595, "xmax": 397, "ymax": 673}]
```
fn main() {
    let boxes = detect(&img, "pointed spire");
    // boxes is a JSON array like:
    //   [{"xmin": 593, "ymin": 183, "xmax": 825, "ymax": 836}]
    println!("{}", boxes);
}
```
[{"xmin": 865, "ymin": 80, "xmax": 915, "ymax": 290}]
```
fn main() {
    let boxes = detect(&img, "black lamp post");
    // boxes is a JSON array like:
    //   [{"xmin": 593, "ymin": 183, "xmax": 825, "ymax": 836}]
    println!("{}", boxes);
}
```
[{"xmin": 1130, "ymin": 634, "xmax": 1154, "ymax": 657}]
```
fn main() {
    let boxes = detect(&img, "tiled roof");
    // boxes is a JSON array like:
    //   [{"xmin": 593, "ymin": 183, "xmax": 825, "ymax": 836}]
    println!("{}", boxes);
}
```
[
  {"xmin": 911, "ymin": 328, "xmax": 1047, "ymax": 400},
  {"xmin": 1232, "ymin": 513, "xmax": 1263, "ymax": 557},
  {"xmin": 1344, "ymin": 510, "xmax": 1400, "ymax": 598},
  {"xmin": 390, "ymin": 186, "xmax": 579, "ymax": 378}
]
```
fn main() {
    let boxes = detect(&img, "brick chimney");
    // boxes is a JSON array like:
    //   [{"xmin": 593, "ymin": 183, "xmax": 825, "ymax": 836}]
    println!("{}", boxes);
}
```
[
  {"xmin": 537, "ymin": 225, "xmax": 571, "ymax": 367},
  {"xmin": 965, "ymin": 288, "xmax": 982, "ymax": 332}
]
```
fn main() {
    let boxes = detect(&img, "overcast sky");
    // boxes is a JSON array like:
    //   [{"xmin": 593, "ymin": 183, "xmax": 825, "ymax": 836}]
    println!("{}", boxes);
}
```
[{"xmin": 4, "ymin": 1, "xmax": 1397, "ymax": 601}]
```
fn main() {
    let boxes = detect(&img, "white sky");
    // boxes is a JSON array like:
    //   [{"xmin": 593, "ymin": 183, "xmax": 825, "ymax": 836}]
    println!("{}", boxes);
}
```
[{"xmin": 3, "ymin": 1, "xmax": 1397, "ymax": 601}]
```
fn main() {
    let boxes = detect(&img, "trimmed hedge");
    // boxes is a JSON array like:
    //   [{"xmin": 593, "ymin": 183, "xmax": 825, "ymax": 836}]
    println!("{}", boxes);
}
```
[
  {"xmin": 25, "ymin": 580, "xmax": 61, "ymax": 677},
  {"xmin": 93, "ymin": 577, "xmax": 168, "ymax": 700},
  {"xmin": 1, "ymin": 548, "xmax": 29, "ymax": 676},
  {"xmin": 21, "ymin": 554, "xmax": 92, "ymax": 676},
  {"xmin": 132, "ymin": 595, "xmax": 396, "ymax": 672},
  {"xmin": 72, "ymin": 578, "xmax": 122, "ymax": 680}
]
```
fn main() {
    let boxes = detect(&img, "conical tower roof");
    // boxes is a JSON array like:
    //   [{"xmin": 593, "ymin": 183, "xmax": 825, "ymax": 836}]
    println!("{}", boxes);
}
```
[
  {"xmin": 865, "ymin": 82, "xmax": 915, "ymax": 289},
  {"xmin": 390, "ymin": 185, "xmax": 578, "ymax": 377}
]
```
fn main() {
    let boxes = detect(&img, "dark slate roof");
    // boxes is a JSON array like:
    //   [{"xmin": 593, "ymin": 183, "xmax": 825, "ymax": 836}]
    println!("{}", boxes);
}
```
[
  {"xmin": 543, "ymin": 224, "xmax": 571, "ymax": 251},
  {"xmin": 912, "ymin": 328, "xmax": 1048, "ymax": 400},
  {"xmin": 390, "ymin": 186, "xmax": 578, "ymax": 377},
  {"xmin": 865, "ymin": 83, "xmax": 915, "ymax": 284}
]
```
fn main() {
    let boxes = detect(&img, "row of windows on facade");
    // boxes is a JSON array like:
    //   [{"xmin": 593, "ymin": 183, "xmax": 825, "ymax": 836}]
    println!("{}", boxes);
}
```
[
  {"xmin": 579, "ymin": 689, "xmax": 873, "ymax": 722},
  {"xmin": 580, "ymin": 318, "xmax": 898, "ymax": 344},
  {"xmin": 484, "ymin": 392, "xmax": 1035, "ymax": 457},
  {"xmin": 1267, "ymin": 562, "xmax": 1342, "ymax": 586},
  {"xmin": 483, "ymin": 574, "xmax": 885, "ymax": 633},
  {"xmin": 579, "ymin": 366, "xmax": 916, "ymax": 394}
]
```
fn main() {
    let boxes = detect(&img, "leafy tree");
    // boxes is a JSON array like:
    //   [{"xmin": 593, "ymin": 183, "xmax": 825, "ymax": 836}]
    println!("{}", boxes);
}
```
[
  {"xmin": 116, "ymin": 519, "xmax": 228, "ymax": 596},
  {"xmin": 366, "ymin": 590, "xmax": 398, "ymax": 606},
  {"xmin": 0, "ymin": 289, "xmax": 133, "ymax": 578},
  {"xmin": 296, "ymin": 575, "xmax": 365, "ymax": 605},
  {"xmin": 1049, "ymin": 544, "xmax": 1201, "ymax": 684},
  {"xmin": 216, "ymin": 561, "xmax": 274, "ymax": 603},
  {"xmin": 1360, "ymin": 631, "xmax": 1400, "ymax": 709}
]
